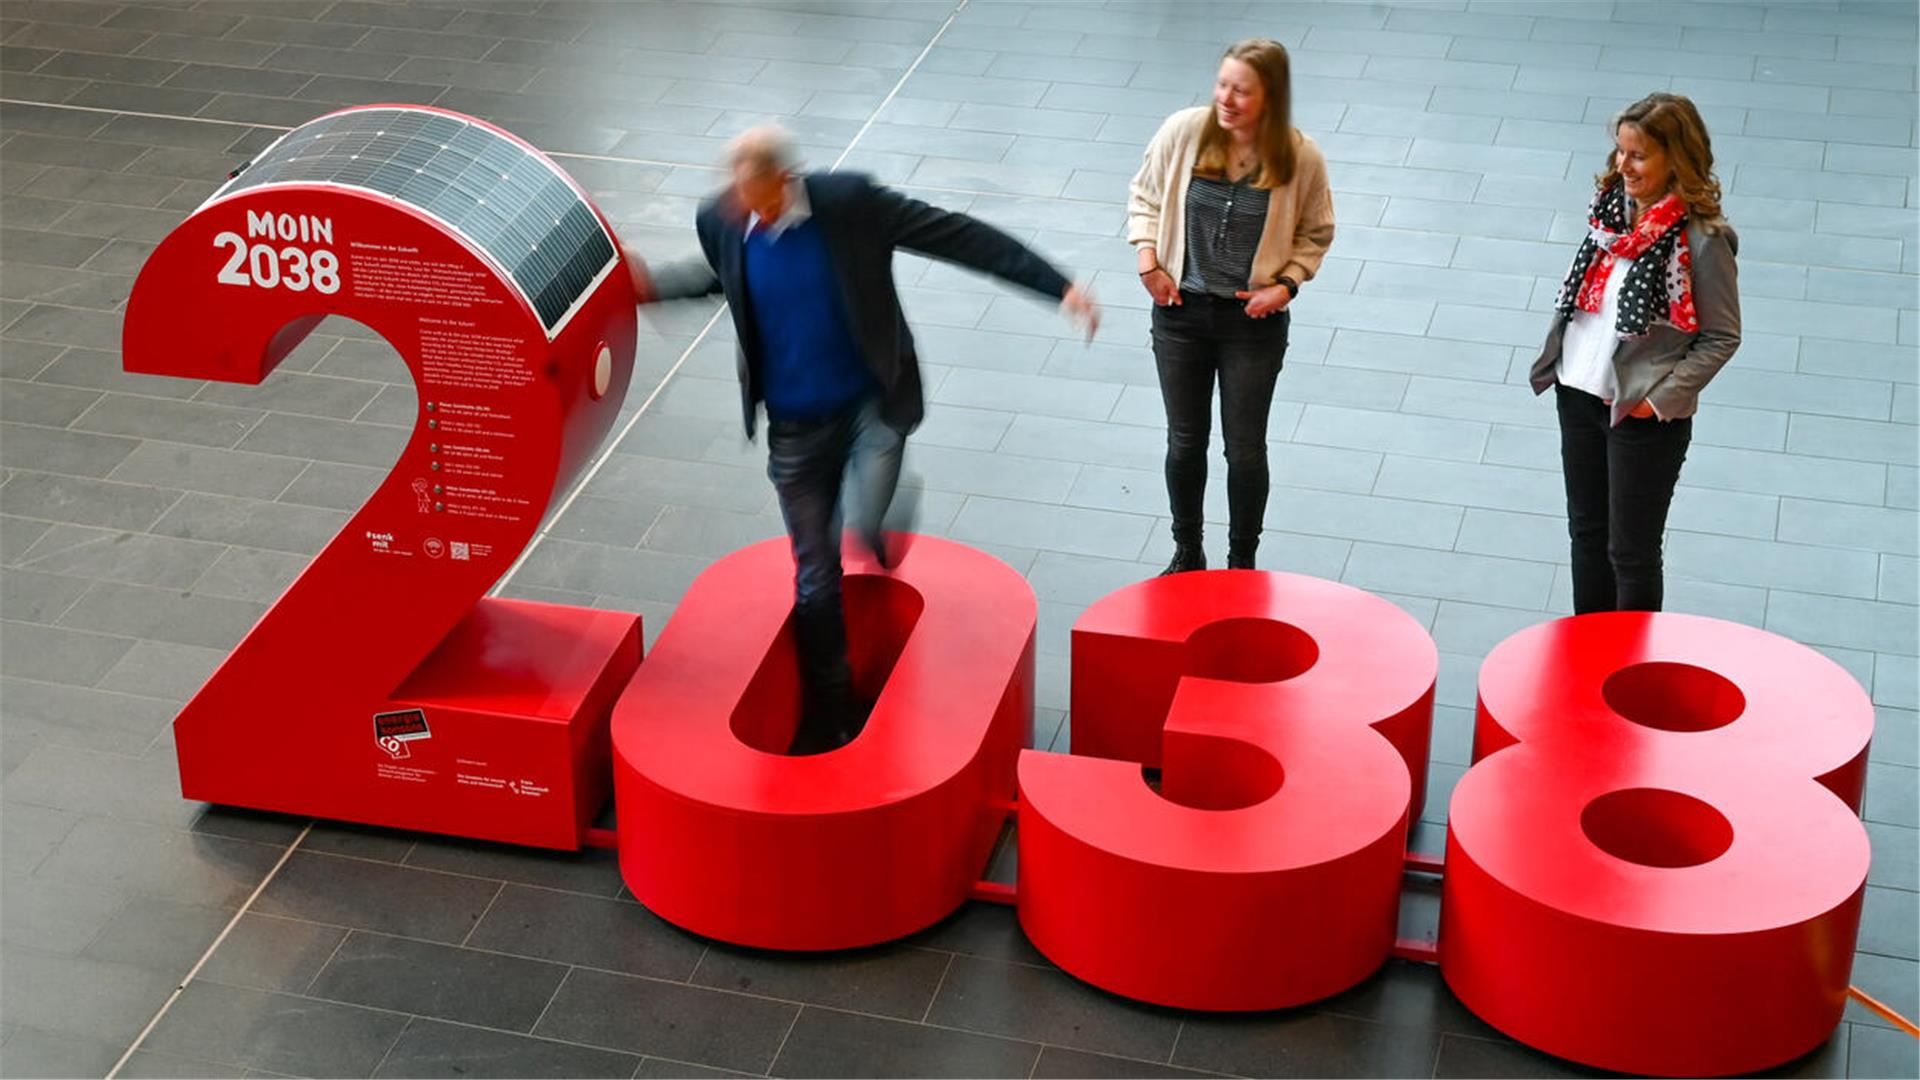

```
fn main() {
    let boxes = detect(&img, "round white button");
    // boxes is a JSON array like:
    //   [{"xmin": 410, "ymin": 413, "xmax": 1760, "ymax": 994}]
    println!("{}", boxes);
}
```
[{"xmin": 591, "ymin": 344, "xmax": 612, "ymax": 399}]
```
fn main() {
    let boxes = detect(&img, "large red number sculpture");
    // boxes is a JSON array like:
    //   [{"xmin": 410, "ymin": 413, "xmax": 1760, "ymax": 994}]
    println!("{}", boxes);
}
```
[
  {"xmin": 1017, "ymin": 571, "xmax": 1437, "ymax": 1010},
  {"xmin": 1443, "ymin": 612, "xmax": 1874, "ymax": 1075},
  {"xmin": 123, "ymin": 106, "xmax": 642, "ymax": 849},
  {"xmin": 126, "ymin": 122, "xmax": 1882, "ymax": 1062},
  {"xmin": 611, "ymin": 536, "xmax": 1034, "ymax": 949}
]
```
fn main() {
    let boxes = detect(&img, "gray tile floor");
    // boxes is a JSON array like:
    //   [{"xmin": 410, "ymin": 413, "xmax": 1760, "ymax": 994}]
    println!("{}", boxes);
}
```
[{"xmin": 1, "ymin": 0, "xmax": 1916, "ymax": 1077}]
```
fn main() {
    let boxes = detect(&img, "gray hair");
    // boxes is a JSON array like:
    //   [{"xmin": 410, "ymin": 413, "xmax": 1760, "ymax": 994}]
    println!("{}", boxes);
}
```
[{"xmin": 728, "ymin": 124, "xmax": 798, "ymax": 177}]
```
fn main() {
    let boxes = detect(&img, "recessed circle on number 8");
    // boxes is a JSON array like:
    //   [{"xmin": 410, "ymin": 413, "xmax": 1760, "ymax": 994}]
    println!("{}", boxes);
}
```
[{"xmin": 1441, "ymin": 611, "xmax": 1874, "ymax": 1077}]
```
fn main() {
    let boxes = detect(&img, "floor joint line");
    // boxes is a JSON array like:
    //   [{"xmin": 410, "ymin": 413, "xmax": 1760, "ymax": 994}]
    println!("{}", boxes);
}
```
[{"xmin": 105, "ymin": 820, "xmax": 316, "ymax": 1079}]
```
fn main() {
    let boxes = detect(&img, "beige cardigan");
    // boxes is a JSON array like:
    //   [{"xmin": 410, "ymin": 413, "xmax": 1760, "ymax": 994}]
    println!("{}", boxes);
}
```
[{"xmin": 1126, "ymin": 106, "xmax": 1335, "ymax": 290}]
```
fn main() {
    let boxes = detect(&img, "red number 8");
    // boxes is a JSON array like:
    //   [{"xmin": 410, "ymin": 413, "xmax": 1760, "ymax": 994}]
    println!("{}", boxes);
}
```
[{"xmin": 1442, "ymin": 612, "xmax": 1874, "ymax": 1076}]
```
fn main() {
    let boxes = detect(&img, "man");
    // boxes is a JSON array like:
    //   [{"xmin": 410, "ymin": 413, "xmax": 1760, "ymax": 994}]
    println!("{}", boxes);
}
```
[{"xmin": 629, "ymin": 125, "xmax": 1099, "ymax": 754}]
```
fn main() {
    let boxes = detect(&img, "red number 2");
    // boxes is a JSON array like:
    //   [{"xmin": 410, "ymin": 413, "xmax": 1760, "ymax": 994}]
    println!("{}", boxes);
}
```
[{"xmin": 122, "ymin": 108, "xmax": 642, "ymax": 849}]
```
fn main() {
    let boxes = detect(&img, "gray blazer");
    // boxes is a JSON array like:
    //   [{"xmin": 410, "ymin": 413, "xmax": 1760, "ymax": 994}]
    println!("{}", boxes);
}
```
[{"xmin": 1530, "ymin": 220, "xmax": 1741, "ymax": 426}]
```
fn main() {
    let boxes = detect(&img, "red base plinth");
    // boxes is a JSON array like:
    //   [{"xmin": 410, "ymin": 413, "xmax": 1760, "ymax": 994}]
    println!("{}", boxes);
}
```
[
  {"xmin": 178, "ymin": 598, "xmax": 641, "ymax": 850},
  {"xmin": 1442, "ymin": 612, "xmax": 1873, "ymax": 1076},
  {"xmin": 1019, "ymin": 570, "xmax": 1437, "ymax": 1010},
  {"xmin": 611, "ymin": 535, "xmax": 1035, "ymax": 950}
]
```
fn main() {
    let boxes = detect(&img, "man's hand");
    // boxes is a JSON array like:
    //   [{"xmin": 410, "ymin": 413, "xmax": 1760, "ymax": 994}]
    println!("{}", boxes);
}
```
[
  {"xmin": 621, "ymin": 242, "xmax": 656, "ymax": 303},
  {"xmin": 1061, "ymin": 283, "xmax": 1101, "ymax": 342},
  {"xmin": 1234, "ymin": 283, "xmax": 1292, "ymax": 319}
]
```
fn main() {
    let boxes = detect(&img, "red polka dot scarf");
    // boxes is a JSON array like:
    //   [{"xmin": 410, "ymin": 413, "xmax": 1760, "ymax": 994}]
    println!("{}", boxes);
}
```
[{"xmin": 1553, "ymin": 182, "xmax": 1697, "ymax": 337}]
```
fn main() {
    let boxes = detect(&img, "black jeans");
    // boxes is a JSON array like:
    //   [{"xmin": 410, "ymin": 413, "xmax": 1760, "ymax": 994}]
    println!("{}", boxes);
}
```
[
  {"xmin": 1151, "ymin": 293, "xmax": 1289, "ymax": 549},
  {"xmin": 764, "ymin": 396, "xmax": 904, "ymax": 725},
  {"xmin": 1555, "ymin": 383, "xmax": 1693, "ymax": 614}
]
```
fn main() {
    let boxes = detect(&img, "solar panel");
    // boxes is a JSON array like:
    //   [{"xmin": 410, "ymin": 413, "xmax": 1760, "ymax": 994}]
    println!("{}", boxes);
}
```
[{"xmin": 214, "ymin": 107, "xmax": 615, "ymax": 336}]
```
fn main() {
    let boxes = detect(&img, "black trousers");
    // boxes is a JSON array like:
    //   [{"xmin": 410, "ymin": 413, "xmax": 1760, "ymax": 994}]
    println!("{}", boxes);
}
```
[
  {"xmin": 1151, "ymin": 293, "xmax": 1289, "ymax": 549},
  {"xmin": 1555, "ymin": 383, "xmax": 1693, "ymax": 614},
  {"xmin": 764, "ymin": 397, "xmax": 902, "ymax": 734}
]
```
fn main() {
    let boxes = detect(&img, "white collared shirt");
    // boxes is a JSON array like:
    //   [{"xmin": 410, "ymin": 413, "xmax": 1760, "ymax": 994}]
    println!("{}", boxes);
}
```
[
  {"xmin": 1556, "ymin": 253, "xmax": 1631, "ymax": 401},
  {"xmin": 745, "ymin": 177, "xmax": 811, "ymax": 241}
]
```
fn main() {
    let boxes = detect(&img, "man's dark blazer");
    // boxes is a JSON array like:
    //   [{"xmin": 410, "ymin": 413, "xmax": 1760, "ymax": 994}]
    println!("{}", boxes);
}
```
[{"xmin": 653, "ymin": 172, "xmax": 1072, "ymax": 437}]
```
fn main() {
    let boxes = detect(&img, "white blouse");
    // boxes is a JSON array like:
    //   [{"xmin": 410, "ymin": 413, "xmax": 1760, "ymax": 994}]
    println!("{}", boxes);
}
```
[{"xmin": 1556, "ymin": 254, "xmax": 1632, "ymax": 400}]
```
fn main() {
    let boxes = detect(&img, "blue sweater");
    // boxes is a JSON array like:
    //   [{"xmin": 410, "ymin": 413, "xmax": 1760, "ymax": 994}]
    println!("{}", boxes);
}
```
[{"xmin": 743, "ymin": 219, "xmax": 873, "ymax": 422}]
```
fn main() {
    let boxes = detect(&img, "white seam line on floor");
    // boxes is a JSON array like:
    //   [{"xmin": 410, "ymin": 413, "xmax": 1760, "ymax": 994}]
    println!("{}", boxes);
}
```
[{"xmin": 106, "ymin": 820, "xmax": 316, "ymax": 1078}]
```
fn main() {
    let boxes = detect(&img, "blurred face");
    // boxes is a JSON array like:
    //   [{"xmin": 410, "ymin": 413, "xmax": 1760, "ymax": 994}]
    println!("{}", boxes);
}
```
[
  {"xmin": 1213, "ymin": 58, "xmax": 1266, "ymax": 137},
  {"xmin": 1614, "ymin": 123, "xmax": 1673, "ymax": 204},
  {"xmin": 732, "ymin": 162, "xmax": 788, "ymax": 222}
]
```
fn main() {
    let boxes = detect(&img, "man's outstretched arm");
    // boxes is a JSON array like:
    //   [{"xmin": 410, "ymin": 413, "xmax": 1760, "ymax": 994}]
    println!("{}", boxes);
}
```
[
  {"xmin": 877, "ymin": 182, "xmax": 1099, "ymax": 340},
  {"xmin": 623, "ymin": 241, "xmax": 724, "ymax": 303}
]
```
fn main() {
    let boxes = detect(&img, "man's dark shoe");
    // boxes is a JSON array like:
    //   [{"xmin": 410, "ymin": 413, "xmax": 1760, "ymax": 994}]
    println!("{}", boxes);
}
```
[
  {"xmin": 789, "ymin": 602, "xmax": 857, "ymax": 756},
  {"xmin": 865, "ymin": 478, "xmax": 921, "ymax": 571},
  {"xmin": 788, "ymin": 715, "xmax": 839, "ymax": 756},
  {"xmin": 1227, "ymin": 541, "xmax": 1257, "ymax": 570},
  {"xmin": 1160, "ymin": 543, "xmax": 1206, "ymax": 576},
  {"xmin": 864, "ymin": 528, "xmax": 893, "ymax": 570},
  {"xmin": 834, "ymin": 697, "xmax": 874, "ymax": 747},
  {"xmin": 788, "ymin": 697, "xmax": 872, "ymax": 756}
]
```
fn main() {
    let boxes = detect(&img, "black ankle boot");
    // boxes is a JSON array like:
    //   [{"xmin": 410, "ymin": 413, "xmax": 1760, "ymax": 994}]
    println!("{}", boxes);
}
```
[
  {"xmin": 1160, "ymin": 542, "xmax": 1206, "ymax": 576},
  {"xmin": 789, "ymin": 600, "xmax": 857, "ymax": 755},
  {"xmin": 1227, "ymin": 541, "xmax": 1257, "ymax": 570},
  {"xmin": 791, "ymin": 691, "xmax": 867, "ymax": 756}
]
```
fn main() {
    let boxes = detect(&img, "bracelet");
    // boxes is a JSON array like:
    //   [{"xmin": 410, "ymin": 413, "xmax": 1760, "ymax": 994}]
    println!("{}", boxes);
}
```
[{"xmin": 1138, "ymin": 266, "xmax": 1161, "ymax": 277}]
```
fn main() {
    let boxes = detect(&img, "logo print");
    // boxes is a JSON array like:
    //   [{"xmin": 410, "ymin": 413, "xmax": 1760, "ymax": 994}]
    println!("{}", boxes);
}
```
[{"xmin": 373, "ymin": 709, "xmax": 430, "ymax": 759}]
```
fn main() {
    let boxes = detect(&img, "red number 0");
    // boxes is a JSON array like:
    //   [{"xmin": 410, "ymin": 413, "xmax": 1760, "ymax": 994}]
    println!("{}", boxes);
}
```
[
  {"xmin": 1017, "ymin": 571, "xmax": 1436, "ymax": 1010},
  {"xmin": 1442, "ymin": 612, "xmax": 1874, "ymax": 1075},
  {"xmin": 611, "ymin": 535, "xmax": 1035, "ymax": 950}
]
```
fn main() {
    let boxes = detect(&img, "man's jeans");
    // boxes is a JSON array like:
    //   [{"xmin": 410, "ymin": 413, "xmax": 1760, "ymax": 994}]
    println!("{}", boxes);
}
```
[{"xmin": 765, "ymin": 396, "xmax": 905, "ymax": 724}]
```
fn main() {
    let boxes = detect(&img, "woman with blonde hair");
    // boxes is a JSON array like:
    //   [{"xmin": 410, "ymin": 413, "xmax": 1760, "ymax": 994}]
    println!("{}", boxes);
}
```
[
  {"xmin": 1128, "ymin": 38, "xmax": 1334, "ymax": 574},
  {"xmin": 1531, "ymin": 92, "xmax": 1741, "ymax": 613}
]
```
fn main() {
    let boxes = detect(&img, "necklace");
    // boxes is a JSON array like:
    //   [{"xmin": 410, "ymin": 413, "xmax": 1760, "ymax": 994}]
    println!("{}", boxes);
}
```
[{"xmin": 1229, "ymin": 143, "xmax": 1258, "ymax": 180}]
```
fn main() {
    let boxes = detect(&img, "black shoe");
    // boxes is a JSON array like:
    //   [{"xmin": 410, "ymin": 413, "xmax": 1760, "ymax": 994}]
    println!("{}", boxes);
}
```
[
  {"xmin": 788, "ymin": 696, "xmax": 871, "ymax": 756},
  {"xmin": 836, "ymin": 697, "xmax": 874, "ymax": 747},
  {"xmin": 1227, "ymin": 542, "xmax": 1256, "ymax": 570},
  {"xmin": 863, "ymin": 528, "xmax": 892, "ymax": 570},
  {"xmin": 787, "ymin": 716, "xmax": 840, "ymax": 757},
  {"xmin": 864, "ymin": 479, "xmax": 921, "ymax": 571},
  {"xmin": 1160, "ymin": 543, "xmax": 1206, "ymax": 576},
  {"xmin": 790, "ymin": 600, "xmax": 857, "ymax": 755}
]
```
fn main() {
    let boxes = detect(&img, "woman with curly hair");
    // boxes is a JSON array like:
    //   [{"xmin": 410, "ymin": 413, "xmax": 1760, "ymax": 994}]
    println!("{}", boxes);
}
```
[{"xmin": 1531, "ymin": 92, "xmax": 1742, "ymax": 613}]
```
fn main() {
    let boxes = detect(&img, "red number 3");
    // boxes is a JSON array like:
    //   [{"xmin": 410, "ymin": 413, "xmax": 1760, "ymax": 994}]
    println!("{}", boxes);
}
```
[
  {"xmin": 1017, "ymin": 571, "xmax": 1437, "ymax": 1010},
  {"xmin": 1443, "ymin": 611, "xmax": 1874, "ymax": 1075}
]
